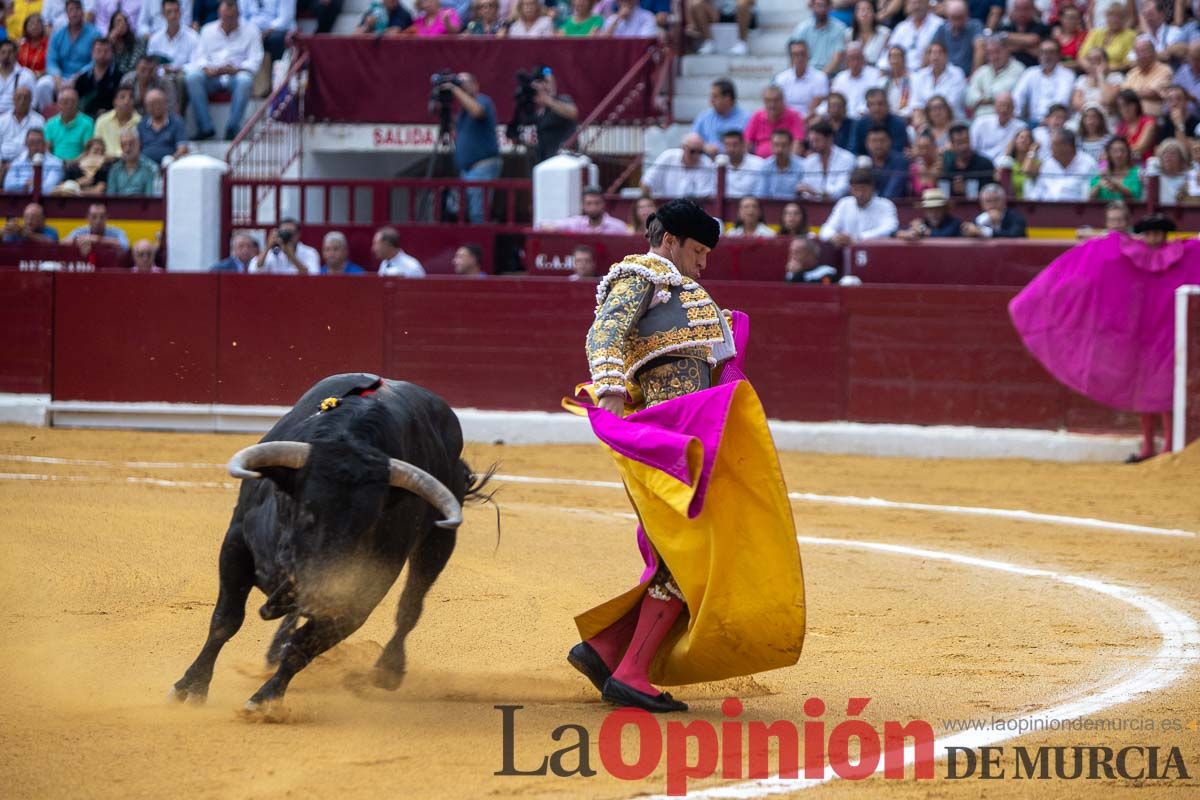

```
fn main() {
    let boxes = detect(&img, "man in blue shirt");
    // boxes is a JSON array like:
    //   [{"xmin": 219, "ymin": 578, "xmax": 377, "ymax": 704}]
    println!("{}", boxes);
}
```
[
  {"xmin": 445, "ymin": 72, "xmax": 500, "ymax": 224},
  {"xmin": 34, "ymin": 0, "xmax": 100, "ymax": 112},
  {"xmin": 864, "ymin": 125, "xmax": 909, "ymax": 198},
  {"xmin": 209, "ymin": 232, "xmax": 259, "ymax": 272},
  {"xmin": 851, "ymin": 88, "xmax": 909, "ymax": 156},
  {"xmin": 2, "ymin": 128, "xmax": 64, "ymax": 194},
  {"xmin": 757, "ymin": 128, "xmax": 804, "ymax": 199},
  {"xmin": 319, "ymin": 231, "xmax": 366, "ymax": 274},
  {"xmin": 692, "ymin": 78, "xmax": 751, "ymax": 155},
  {"xmin": 136, "ymin": 88, "xmax": 188, "ymax": 164}
]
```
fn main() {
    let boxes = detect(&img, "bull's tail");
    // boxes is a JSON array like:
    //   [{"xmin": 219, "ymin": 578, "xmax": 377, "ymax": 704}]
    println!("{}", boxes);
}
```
[{"xmin": 461, "ymin": 460, "xmax": 501, "ymax": 551}]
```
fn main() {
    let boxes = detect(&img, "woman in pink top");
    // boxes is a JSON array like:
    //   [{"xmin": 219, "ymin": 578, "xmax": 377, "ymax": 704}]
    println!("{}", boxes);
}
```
[
  {"xmin": 508, "ymin": 0, "xmax": 555, "ymax": 36},
  {"xmin": 412, "ymin": 0, "xmax": 462, "ymax": 35}
]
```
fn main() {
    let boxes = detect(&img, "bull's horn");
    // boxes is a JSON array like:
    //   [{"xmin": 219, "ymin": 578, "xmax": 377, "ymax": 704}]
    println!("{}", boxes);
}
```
[
  {"xmin": 228, "ymin": 442, "xmax": 312, "ymax": 479},
  {"xmin": 388, "ymin": 459, "xmax": 462, "ymax": 530}
]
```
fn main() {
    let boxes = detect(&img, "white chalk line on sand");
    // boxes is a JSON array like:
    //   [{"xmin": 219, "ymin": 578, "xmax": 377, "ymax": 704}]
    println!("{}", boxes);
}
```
[
  {"xmin": 0, "ymin": 453, "xmax": 225, "ymax": 469},
  {"xmin": 0, "ymin": 471, "xmax": 235, "ymax": 490}
]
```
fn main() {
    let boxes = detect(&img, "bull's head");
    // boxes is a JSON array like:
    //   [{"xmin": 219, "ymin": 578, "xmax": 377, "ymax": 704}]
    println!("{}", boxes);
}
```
[{"xmin": 227, "ymin": 441, "xmax": 463, "ymax": 529}]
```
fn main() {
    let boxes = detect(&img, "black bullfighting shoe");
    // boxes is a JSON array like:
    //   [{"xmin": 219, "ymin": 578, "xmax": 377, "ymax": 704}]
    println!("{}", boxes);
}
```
[
  {"xmin": 601, "ymin": 677, "xmax": 688, "ymax": 713},
  {"xmin": 567, "ymin": 642, "xmax": 611, "ymax": 693}
]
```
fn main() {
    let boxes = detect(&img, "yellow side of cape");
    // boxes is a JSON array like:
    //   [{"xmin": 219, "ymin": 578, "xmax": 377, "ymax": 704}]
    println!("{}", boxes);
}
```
[{"xmin": 574, "ymin": 382, "xmax": 806, "ymax": 685}]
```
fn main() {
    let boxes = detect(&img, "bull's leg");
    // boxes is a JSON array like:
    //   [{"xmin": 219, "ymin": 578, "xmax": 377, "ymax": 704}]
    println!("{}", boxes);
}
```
[
  {"xmin": 171, "ymin": 532, "xmax": 254, "ymax": 705},
  {"xmin": 244, "ymin": 614, "xmax": 365, "ymax": 711},
  {"xmin": 374, "ymin": 528, "xmax": 458, "ymax": 690},
  {"xmin": 265, "ymin": 613, "xmax": 300, "ymax": 667}
]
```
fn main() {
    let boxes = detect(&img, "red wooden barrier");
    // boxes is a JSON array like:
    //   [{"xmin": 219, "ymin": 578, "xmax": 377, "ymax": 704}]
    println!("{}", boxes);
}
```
[
  {"xmin": 847, "ymin": 240, "xmax": 1075, "ymax": 286},
  {"xmin": 0, "ymin": 271, "xmax": 53, "ymax": 394},
  {"xmin": 0, "ymin": 242, "xmax": 126, "ymax": 270}
]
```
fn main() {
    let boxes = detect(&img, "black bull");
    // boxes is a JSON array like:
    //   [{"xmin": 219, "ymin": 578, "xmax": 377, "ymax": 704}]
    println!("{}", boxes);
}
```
[{"xmin": 172, "ymin": 373, "xmax": 488, "ymax": 712}]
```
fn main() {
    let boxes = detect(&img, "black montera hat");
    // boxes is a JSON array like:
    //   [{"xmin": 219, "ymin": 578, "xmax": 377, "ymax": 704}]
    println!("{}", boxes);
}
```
[
  {"xmin": 649, "ymin": 199, "xmax": 721, "ymax": 250},
  {"xmin": 1132, "ymin": 214, "xmax": 1177, "ymax": 234}
]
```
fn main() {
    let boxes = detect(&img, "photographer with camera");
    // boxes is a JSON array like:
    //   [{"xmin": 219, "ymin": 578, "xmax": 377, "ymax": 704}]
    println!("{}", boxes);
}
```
[
  {"xmin": 437, "ymin": 71, "xmax": 500, "ymax": 224},
  {"xmin": 528, "ymin": 69, "xmax": 577, "ymax": 164},
  {"xmin": 250, "ymin": 218, "xmax": 320, "ymax": 275}
]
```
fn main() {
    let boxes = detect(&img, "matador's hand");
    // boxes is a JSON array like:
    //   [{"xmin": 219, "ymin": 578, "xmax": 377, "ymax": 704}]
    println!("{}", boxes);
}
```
[{"xmin": 598, "ymin": 395, "xmax": 625, "ymax": 417}]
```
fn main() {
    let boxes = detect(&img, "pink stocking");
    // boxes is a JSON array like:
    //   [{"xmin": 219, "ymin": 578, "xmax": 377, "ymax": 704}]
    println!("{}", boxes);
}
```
[
  {"xmin": 1162, "ymin": 412, "xmax": 1174, "ymax": 453},
  {"xmin": 1139, "ymin": 413, "xmax": 1157, "ymax": 458},
  {"xmin": 584, "ymin": 605, "xmax": 640, "ymax": 671},
  {"xmin": 611, "ymin": 593, "xmax": 684, "ymax": 695}
]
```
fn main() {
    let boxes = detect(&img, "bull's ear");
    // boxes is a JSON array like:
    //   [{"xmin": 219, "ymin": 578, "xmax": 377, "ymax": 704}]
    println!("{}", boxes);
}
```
[{"xmin": 255, "ymin": 465, "xmax": 299, "ymax": 495}]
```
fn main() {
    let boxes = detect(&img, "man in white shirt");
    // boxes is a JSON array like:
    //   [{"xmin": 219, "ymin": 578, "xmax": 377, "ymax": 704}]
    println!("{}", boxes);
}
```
[
  {"xmin": 965, "ymin": 37, "xmax": 1025, "ymax": 117},
  {"xmin": 969, "ymin": 92, "xmax": 1025, "ymax": 162},
  {"xmin": 829, "ymin": 42, "xmax": 883, "ymax": 118},
  {"xmin": 1011, "ymin": 40, "xmax": 1075, "ymax": 124},
  {"xmin": 885, "ymin": 0, "xmax": 944, "ymax": 73},
  {"xmin": 0, "ymin": 87, "xmax": 45, "ymax": 162},
  {"xmin": 639, "ymin": 132, "xmax": 717, "ymax": 198},
  {"xmin": 718, "ymin": 130, "xmax": 764, "ymax": 197},
  {"xmin": 1140, "ymin": 0, "xmax": 1184, "ymax": 63},
  {"xmin": 797, "ymin": 119, "xmax": 855, "ymax": 199},
  {"xmin": 1027, "ymin": 129, "xmax": 1098, "ymax": 201},
  {"xmin": 249, "ymin": 218, "xmax": 320, "ymax": 274},
  {"xmin": 773, "ymin": 40, "xmax": 829, "ymax": 118},
  {"xmin": 0, "ymin": 41, "xmax": 36, "ymax": 116},
  {"xmin": 539, "ymin": 186, "xmax": 629, "ymax": 233},
  {"xmin": 818, "ymin": 167, "xmax": 899, "ymax": 244},
  {"xmin": 148, "ymin": 0, "xmax": 199, "ymax": 73},
  {"xmin": 911, "ymin": 41, "xmax": 967, "ymax": 121},
  {"xmin": 138, "ymin": 0, "xmax": 193, "ymax": 37},
  {"xmin": 184, "ymin": 0, "xmax": 262, "ymax": 140},
  {"xmin": 374, "ymin": 226, "xmax": 426, "ymax": 277}
]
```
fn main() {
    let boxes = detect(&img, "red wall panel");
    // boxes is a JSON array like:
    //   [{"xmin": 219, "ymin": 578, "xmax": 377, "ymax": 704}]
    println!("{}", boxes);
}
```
[
  {"xmin": 216, "ymin": 274, "xmax": 386, "ymax": 405},
  {"xmin": 53, "ymin": 273, "xmax": 218, "ymax": 402},
  {"xmin": 0, "ymin": 271, "xmax": 54, "ymax": 394}
]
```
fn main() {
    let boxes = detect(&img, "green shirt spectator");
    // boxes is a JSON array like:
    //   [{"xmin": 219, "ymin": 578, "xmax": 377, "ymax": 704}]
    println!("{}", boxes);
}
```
[
  {"xmin": 1088, "ymin": 166, "xmax": 1143, "ymax": 202},
  {"xmin": 44, "ymin": 87, "xmax": 95, "ymax": 161},
  {"xmin": 107, "ymin": 154, "xmax": 160, "ymax": 196},
  {"xmin": 560, "ymin": 15, "xmax": 604, "ymax": 36}
]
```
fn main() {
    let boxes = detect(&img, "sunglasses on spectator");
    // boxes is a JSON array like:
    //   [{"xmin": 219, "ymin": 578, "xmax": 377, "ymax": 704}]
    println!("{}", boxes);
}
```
[{"xmin": 685, "ymin": 148, "xmax": 702, "ymax": 155}]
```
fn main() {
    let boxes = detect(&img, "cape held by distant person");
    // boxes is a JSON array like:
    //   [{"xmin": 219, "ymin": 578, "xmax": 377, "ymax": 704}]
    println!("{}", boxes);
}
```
[{"xmin": 1009, "ymin": 232, "xmax": 1200, "ymax": 413}]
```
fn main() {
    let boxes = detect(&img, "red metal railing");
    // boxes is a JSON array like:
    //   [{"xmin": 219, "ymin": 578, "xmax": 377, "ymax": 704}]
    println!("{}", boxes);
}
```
[{"xmin": 226, "ymin": 50, "xmax": 310, "ymax": 179}]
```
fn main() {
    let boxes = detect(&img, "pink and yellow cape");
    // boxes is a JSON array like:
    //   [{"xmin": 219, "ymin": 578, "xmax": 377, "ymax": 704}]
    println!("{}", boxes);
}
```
[{"xmin": 566, "ymin": 314, "xmax": 806, "ymax": 686}]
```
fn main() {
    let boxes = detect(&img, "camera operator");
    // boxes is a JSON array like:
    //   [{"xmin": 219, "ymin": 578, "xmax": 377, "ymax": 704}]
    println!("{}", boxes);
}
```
[
  {"xmin": 250, "ymin": 218, "xmax": 320, "ymax": 275},
  {"xmin": 439, "ymin": 72, "xmax": 501, "ymax": 224},
  {"xmin": 531, "ymin": 69, "xmax": 578, "ymax": 164}
]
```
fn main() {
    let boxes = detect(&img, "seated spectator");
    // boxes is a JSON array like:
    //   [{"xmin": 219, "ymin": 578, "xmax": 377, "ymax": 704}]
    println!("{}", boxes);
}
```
[
  {"xmin": 885, "ymin": 0, "xmax": 943, "ymax": 73},
  {"xmin": 569, "ymin": 244, "xmax": 597, "ymax": 280},
  {"xmin": 122, "ymin": 55, "xmax": 178, "ymax": 116},
  {"xmin": 1157, "ymin": 84, "xmax": 1200, "ymax": 142},
  {"xmin": 603, "ymin": 0, "xmax": 659, "ymax": 38},
  {"xmin": 962, "ymin": 183, "xmax": 1027, "ymax": 238},
  {"xmin": 129, "ymin": 239, "xmax": 163, "ymax": 272},
  {"xmin": 1140, "ymin": 0, "xmax": 1185, "ymax": 63},
  {"xmin": 829, "ymin": 42, "xmax": 882, "ymax": 119},
  {"xmin": 2, "ymin": 202, "xmax": 59, "ymax": 242},
  {"xmin": 745, "ymin": 85, "xmax": 805, "ymax": 158},
  {"xmin": 818, "ymin": 166, "xmax": 899, "ymax": 244},
  {"xmin": 34, "ymin": 0, "xmax": 100, "ymax": 112},
  {"xmin": 374, "ymin": 226, "xmax": 426, "ymax": 277},
  {"xmin": 1077, "ymin": 104, "xmax": 1112, "ymax": 162},
  {"xmin": 910, "ymin": 129, "xmax": 941, "ymax": 195},
  {"xmin": 1154, "ymin": 138, "xmax": 1192, "ymax": 205},
  {"xmin": 64, "ymin": 136, "xmax": 112, "ymax": 193},
  {"xmin": 1012, "ymin": 41, "xmax": 1075, "ymax": 125},
  {"xmin": 540, "ymin": 185, "xmax": 629, "ymax": 233},
  {"xmin": 689, "ymin": 0, "xmax": 754, "ymax": 56},
  {"xmin": 509, "ymin": 0, "xmax": 552, "ymax": 36},
  {"xmin": 193, "ymin": 0, "xmax": 223, "ymax": 29},
  {"xmin": 1123, "ymin": 37, "xmax": 1173, "ymax": 118},
  {"xmin": 318, "ymin": 231, "xmax": 366, "ymax": 274},
  {"xmin": 849, "ymin": 0, "xmax": 891, "ymax": 66},
  {"xmin": 0, "ymin": 40, "xmax": 35, "ymax": 116},
  {"xmin": 1088, "ymin": 136, "xmax": 1143, "ymax": 202},
  {"xmin": 969, "ymin": 92, "xmax": 1025, "ymax": 163},
  {"xmin": 1077, "ymin": 199, "xmax": 1131, "ymax": 239},
  {"xmin": 66, "ymin": 202, "xmax": 129, "ymax": 252},
  {"xmin": 727, "ymin": 195, "xmax": 775, "ymax": 236},
  {"xmin": 94, "ymin": 85, "xmax": 139, "ymax": 156},
  {"xmin": 106, "ymin": 12, "xmax": 145, "ymax": 76},
  {"xmin": 693, "ymin": 78, "xmax": 751, "ymax": 155},
  {"xmin": 919, "ymin": 94, "xmax": 955, "ymax": 150},
  {"xmin": 139, "ymin": 0, "xmax": 196, "ymax": 39},
  {"xmin": 358, "ymin": 0, "xmax": 414, "ymax": 33},
  {"xmin": 931, "ymin": 0, "xmax": 982, "ymax": 77},
  {"xmin": 1114, "ymin": 89, "xmax": 1157, "ymax": 162},
  {"xmin": 881, "ymin": 45, "xmax": 914, "ymax": 119},
  {"xmin": 1052, "ymin": 5, "xmax": 1086, "ymax": 65},
  {"xmin": 851, "ymin": 88, "xmax": 907, "ymax": 156},
  {"xmin": 136, "ymin": 88, "xmax": 188, "ymax": 164},
  {"xmin": 640, "ymin": 131, "xmax": 716, "ymax": 197},
  {"xmin": 777, "ymin": 200, "xmax": 809, "ymax": 236},
  {"xmin": 942, "ymin": 122, "xmax": 994, "ymax": 198},
  {"xmin": 822, "ymin": 92, "xmax": 855, "ymax": 151},
  {"xmin": 789, "ymin": 0, "xmax": 847, "ymax": 75},
  {"xmin": 912, "ymin": 42, "xmax": 967, "ymax": 122},
  {"xmin": 628, "ymin": 192, "xmax": 656, "ymax": 234},
  {"xmin": 639, "ymin": 0, "xmax": 672, "ymax": 29},
  {"xmin": 0, "ymin": 85, "xmax": 43, "ymax": 161},
  {"xmin": 717, "ymin": 129, "xmax": 764, "ymax": 196},
  {"xmin": 1081, "ymin": 2, "xmax": 1136, "ymax": 70},
  {"xmin": 798, "ymin": 119, "xmax": 855, "ymax": 199},
  {"xmin": 895, "ymin": 187, "xmax": 963, "ymax": 239},
  {"xmin": 558, "ymin": 0, "xmax": 604, "ymax": 37},
  {"xmin": 246, "ymin": 0, "xmax": 296, "ymax": 70},
  {"xmin": 106, "ymin": 129, "xmax": 158, "ymax": 195},
  {"xmin": 999, "ymin": 0, "xmax": 1050, "ymax": 68},
  {"xmin": 864, "ymin": 124, "xmax": 909, "ymax": 198},
  {"xmin": 17, "ymin": 14, "xmax": 48, "ymax": 76},
  {"xmin": 453, "ymin": 244, "xmax": 486, "ymax": 276},
  {"xmin": 1026, "ymin": 128, "xmax": 1098, "ymax": 200},
  {"xmin": 967, "ymin": 37, "xmax": 1026, "ymax": 119},
  {"xmin": 185, "ymin": 0, "xmax": 263, "ymax": 141},
  {"xmin": 44, "ymin": 85, "xmax": 93, "ymax": 161},
  {"xmin": 1174, "ymin": 41, "xmax": 1200, "ymax": 117},
  {"xmin": 1072, "ymin": 47, "xmax": 1123, "ymax": 119},
  {"xmin": 250, "ymin": 218, "xmax": 320, "ymax": 274},
  {"xmin": 773, "ymin": 40, "xmax": 829, "ymax": 119},
  {"xmin": 784, "ymin": 236, "xmax": 837, "ymax": 283},
  {"xmin": 1001, "ymin": 126, "xmax": 1040, "ymax": 199},
  {"xmin": 209, "ymin": 231, "xmax": 257, "ymax": 271},
  {"xmin": 1032, "ymin": 104, "xmax": 1069, "ymax": 156},
  {"xmin": 411, "ymin": 0, "xmax": 461, "ymax": 35},
  {"xmin": 756, "ymin": 128, "xmax": 805, "ymax": 199}
]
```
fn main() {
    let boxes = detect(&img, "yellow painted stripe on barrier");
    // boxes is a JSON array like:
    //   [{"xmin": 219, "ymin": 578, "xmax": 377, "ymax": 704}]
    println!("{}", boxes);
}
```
[{"xmin": 45, "ymin": 218, "xmax": 164, "ymax": 245}]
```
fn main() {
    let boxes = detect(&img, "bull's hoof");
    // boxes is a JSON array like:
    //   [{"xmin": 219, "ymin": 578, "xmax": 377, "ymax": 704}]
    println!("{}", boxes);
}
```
[
  {"xmin": 169, "ymin": 682, "xmax": 208, "ymax": 706},
  {"xmin": 371, "ymin": 666, "xmax": 405, "ymax": 691},
  {"xmin": 238, "ymin": 697, "xmax": 292, "ymax": 723}
]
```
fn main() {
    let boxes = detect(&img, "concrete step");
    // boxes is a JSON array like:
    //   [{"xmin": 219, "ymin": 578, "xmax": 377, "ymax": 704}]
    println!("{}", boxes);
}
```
[
  {"xmin": 676, "ymin": 75, "xmax": 776, "ymax": 103},
  {"xmin": 680, "ymin": 54, "xmax": 784, "ymax": 78}
]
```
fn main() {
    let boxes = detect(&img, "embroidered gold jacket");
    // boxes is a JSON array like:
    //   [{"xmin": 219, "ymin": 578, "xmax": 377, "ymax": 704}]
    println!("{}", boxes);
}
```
[{"xmin": 585, "ymin": 254, "xmax": 730, "ymax": 398}]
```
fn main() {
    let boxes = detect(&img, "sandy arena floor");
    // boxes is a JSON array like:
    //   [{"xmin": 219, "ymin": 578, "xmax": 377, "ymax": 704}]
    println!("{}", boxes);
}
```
[{"xmin": 1, "ymin": 424, "xmax": 1198, "ymax": 799}]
